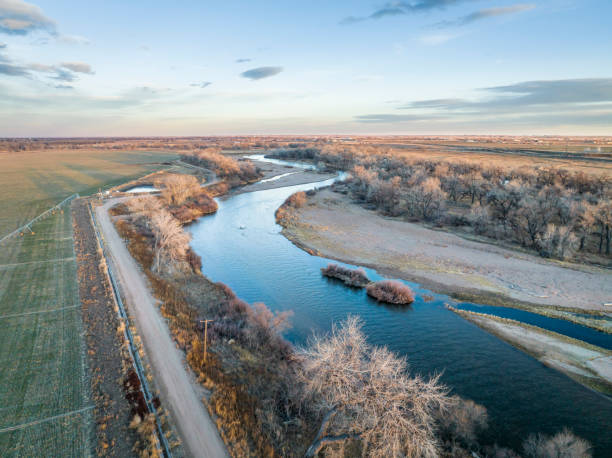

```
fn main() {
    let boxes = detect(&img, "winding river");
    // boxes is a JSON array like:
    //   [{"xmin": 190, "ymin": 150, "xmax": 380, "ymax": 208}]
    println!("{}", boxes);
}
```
[{"xmin": 188, "ymin": 163, "xmax": 612, "ymax": 455}]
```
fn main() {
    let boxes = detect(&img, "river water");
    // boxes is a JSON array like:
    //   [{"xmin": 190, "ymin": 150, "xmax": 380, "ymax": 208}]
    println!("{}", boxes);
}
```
[{"xmin": 188, "ymin": 167, "xmax": 612, "ymax": 455}]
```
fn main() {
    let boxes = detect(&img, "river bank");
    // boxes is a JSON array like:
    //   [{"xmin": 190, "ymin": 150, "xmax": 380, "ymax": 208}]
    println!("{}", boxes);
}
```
[
  {"xmin": 447, "ymin": 306, "xmax": 612, "ymax": 396},
  {"xmin": 279, "ymin": 188, "xmax": 612, "ymax": 325}
]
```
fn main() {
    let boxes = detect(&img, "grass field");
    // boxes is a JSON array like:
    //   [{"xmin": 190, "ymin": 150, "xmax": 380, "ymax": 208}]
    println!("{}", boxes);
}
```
[
  {"xmin": 0, "ymin": 210, "xmax": 92, "ymax": 456},
  {"xmin": 0, "ymin": 148, "xmax": 174, "ymax": 456},
  {"xmin": 0, "ymin": 149, "xmax": 176, "ymax": 237}
]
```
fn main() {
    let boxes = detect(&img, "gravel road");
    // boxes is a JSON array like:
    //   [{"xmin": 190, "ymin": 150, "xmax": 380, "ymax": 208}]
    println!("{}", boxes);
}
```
[{"xmin": 96, "ymin": 199, "xmax": 228, "ymax": 458}]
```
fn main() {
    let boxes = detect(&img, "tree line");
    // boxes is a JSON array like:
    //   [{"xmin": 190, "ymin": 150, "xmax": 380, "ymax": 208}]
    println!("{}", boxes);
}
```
[{"xmin": 270, "ymin": 146, "xmax": 611, "ymax": 262}]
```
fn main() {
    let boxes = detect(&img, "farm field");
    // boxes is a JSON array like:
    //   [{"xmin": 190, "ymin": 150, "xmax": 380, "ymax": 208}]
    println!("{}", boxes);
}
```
[
  {"xmin": 0, "ymin": 149, "xmax": 176, "ymax": 237},
  {"xmin": 0, "ymin": 148, "xmax": 174, "ymax": 456},
  {"xmin": 0, "ymin": 210, "xmax": 92, "ymax": 456}
]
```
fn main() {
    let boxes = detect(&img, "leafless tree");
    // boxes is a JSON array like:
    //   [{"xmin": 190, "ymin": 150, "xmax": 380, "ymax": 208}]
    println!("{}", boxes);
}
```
[
  {"xmin": 523, "ymin": 428, "xmax": 592, "ymax": 458},
  {"xmin": 299, "ymin": 317, "xmax": 449, "ymax": 457},
  {"xmin": 126, "ymin": 195, "xmax": 162, "ymax": 216},
  {"xmin": 155, "ymin": 173, "xmax": 200, "ymax": 205},
  {"xmin": 593, "ymin": 201, "xmax": 612, "ymax": 254},
  {"xmin": 150, "ymin": 209, "xmax": 191, "ymax": 272}
]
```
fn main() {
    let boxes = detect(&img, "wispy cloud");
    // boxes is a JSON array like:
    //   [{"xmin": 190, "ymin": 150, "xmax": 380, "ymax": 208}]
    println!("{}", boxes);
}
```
[
  {"xmin": 434, "ymin": 4, "xmax": 535, "ymax": 28},
  {"xmin": 355, "ymin": 113, "xmax": 439, "ymax": 123},
  {"xmin": 190, "ymin": 81, "xmax": 212, "ymax": 88},
  {"xmin": 235, "ymin": 58, "xmax": 251, "ymax": 63},
  {"xmin": 61, "ymin": 61, "xmax": 94, "ymax": 74},
  {"xmin": 0, "ymin": 0, "xmax": 56, "ymax": 35},
  {"xmin": 0, "ymin": 52, "xmax": 94, "ymax": 83},
  {"xmin": 58, "ymin": 34, "xmax": 90, "ymax": 45},
  {"xmin": 419, "ymin": 32, "xmax": 460, "ymax": 45},
  {"xmin": 341, "ymin": 0, "xmax": 467, "ymax": 24},
  {"xmin": 355, "ymin": 78, "xmax": 612, "ymax": 126},
  {"xmin": 240, "ymin": 66, "xmax": 283, "ymax": 80},
  {"xmin": 399, "ymin": 78, "xmax": 612, "ymax": 110},
  {"xmin": 0, "ymin": 61, "xmax": 28, "ymax": 76}
]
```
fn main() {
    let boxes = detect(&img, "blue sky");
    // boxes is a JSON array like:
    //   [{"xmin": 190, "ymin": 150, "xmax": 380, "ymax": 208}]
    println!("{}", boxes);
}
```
[{"xmin": 0, "ymin": 0, "xmax": 611, "ymax": 135}]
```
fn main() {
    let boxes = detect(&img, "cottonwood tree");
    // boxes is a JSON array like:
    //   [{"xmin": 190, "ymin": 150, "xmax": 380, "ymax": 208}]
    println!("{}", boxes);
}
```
[
  {"xmin": 299, "ymin": 317, "xmax": 449, "ymax": 457},
  {"xmin": 150, "ymin": 209, "xmax": 191, "ymax": 272},
  {"xmin": 593, "ymin": 201, "xmax": 612, "ymax": 255},
  {"xmin": 155, "ymin": 174, "xmax": 200, "ymax": 205},
  {"xmin": 126, "ymin": 195, "xmax": 162, "ymax": 215}
]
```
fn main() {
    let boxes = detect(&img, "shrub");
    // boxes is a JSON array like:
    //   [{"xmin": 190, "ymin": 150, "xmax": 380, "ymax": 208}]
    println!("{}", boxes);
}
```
[
  {"xmin": 523, "ymin": 428, "xmax": 592, "ymax": 458},
  {"xmin": 366, "ymin": 280, "xmax": 415, "ymax": 305},
  {"xmin": 321, "ymin": 263, "xmax": 370, "ymax": 288},
  {"xmin": 285, "ymin": 191, "xmax": 307, "ymax": 208}
]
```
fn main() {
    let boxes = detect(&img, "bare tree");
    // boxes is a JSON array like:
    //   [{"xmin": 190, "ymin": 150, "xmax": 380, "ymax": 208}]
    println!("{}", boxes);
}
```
[
  {"xmin": 155, "ymin": 173, "xmax": 201, "ymax": 205},
  {"xmin": 593, "ymin": 201, "xmax": 612, "ymax": 255},
  {"xmin": 523, "ymin": 428, "xmax": 592, "ymax": 458},
  {"xmin": 150, "ymin": 209, "xmax": 191, "ymax": 272},
  {"xmin": 126, "ymin": 195, "xmax": 162, "ymax": 216},
  {"xmin": 299, "ymin": 317, "xmax": 449, "ymax": 458}
]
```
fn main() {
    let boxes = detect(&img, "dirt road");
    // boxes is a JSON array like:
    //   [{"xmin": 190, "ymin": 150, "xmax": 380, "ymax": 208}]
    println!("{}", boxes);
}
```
[{"xmin": 95, "ymin": 199, "xmax": 228, "ymax": 458}]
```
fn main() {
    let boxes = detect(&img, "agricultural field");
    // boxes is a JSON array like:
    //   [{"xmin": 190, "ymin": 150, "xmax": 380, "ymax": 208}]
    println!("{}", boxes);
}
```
[
  {"xmin": 0, "ymin": 149, "xmax": 176, "ymax": 237},
  {"xmin": 0, "ymin": 148, "xmax": 174, "ymax": 456},
  {"xmin": 0, "ymin": 210, "xmax": 92, "ymax": 456}
]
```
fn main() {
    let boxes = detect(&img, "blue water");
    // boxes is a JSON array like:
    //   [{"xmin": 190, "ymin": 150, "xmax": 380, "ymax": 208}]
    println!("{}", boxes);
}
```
[
  {"xmin": 454, "ymin": 303, "xmax": 612, "ymax": 350},
  {"xmin": 188, "ymin": 173, "xmax": 612, "ymax": 455}
]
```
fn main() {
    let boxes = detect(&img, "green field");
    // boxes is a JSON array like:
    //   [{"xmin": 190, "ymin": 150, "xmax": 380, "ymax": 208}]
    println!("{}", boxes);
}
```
[
  {"xmin": 0, "ymin": 149, "xmax": 176, "ymax": 237},
  {"xmin": 0, "ymin": 210, "xmax": 92, "ymax": 456},
  {"xmin": 0, "ymin": 149, "xmax": 174, "ymax": 456}
]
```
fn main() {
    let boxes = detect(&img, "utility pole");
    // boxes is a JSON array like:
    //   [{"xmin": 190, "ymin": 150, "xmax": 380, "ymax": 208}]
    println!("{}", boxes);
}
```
[{"xmin": 199, "ymin": 319, "xmax": 213, "ymax": 362}]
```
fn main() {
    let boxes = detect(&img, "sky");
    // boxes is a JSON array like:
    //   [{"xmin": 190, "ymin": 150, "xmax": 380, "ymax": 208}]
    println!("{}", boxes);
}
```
[{"xmin": 0, "ymin": 0, "xmax": 611, "ymax": 136}]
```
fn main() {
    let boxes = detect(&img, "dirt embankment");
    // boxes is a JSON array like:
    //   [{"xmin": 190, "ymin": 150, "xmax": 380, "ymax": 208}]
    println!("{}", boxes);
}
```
[
  {"xmin": 279, "ymin": 189, "xmax": 612, "ymax": 315},
  {"xmin": 72, "ymin": 199, "xmax": 138, "ymax": 457}
]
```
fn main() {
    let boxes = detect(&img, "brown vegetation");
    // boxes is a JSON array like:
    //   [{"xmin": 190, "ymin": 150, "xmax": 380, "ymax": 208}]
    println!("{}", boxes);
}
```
[
  {"xmin": 320, "ymin": 263, "xmax": 370, "ymax": 288},
  {"xmin": 523, "ymin": 428, "xmax": 592, "ymax": 458},
  {"xmin": 180, "ymin": 149, "xmax": 261, "ymax": 186},
  {"xmin": 366, "ymin": 280, "xmax": 415, "ymax": 305},
  {"xmin": 154, "ymin": 173, "xmax": 201, "ymax": 206},
  {"xmin": 269, "ymin": 146, "xmax": 611, "ymax": 263},
  {"xmin": 72, "ymin": 199, "xmax": 139, "ymax": 457},
  {"xmin": 300, "ymin": 316, "xmax": 448, "ymax": 457}
]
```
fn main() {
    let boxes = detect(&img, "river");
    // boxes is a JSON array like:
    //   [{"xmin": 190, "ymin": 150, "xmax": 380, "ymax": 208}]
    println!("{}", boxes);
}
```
[{"xmin": 188, "ymin": 163, "xmax": 612, "ymax": 455}]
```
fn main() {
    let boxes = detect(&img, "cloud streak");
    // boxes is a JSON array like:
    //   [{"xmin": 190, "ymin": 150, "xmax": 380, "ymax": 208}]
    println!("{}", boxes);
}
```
[
  {"xmin": 355, "ymin": 78, "xmax": 612, "ymax": 126},
  {"xmin": 434, "ymin": 4, "xmax": 535, "ymax": 28},
  {"xmin": 0, "ymin": 51, "xmax": 94, "ymax": 83},
  {"xmin": 190, "ymin": 81, "xmax": 212, "ymax": 88},
  {"xmin": 0, "ymin": 0, "xmax": 56, "ymax": 35},
  {"xmin": 240, "ymin": 66, "xmax": 283, "ymax": 80},
  {"xmin": 341, "ymin": 0, "xmax": 467, "ymax": 24}
]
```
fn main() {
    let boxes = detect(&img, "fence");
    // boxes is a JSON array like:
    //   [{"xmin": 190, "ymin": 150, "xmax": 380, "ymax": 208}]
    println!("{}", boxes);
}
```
[{"xmin": 0, "ymin": 193, "xmax": 79, "ymax": 244}]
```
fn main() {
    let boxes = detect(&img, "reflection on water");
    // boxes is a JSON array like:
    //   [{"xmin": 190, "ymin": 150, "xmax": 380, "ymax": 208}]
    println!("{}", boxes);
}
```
[
  {"xmin": 188, "ymin": 172, "xmax": 612, "ymax": 455},
  {"xmin": 245, "ymin": 154, "xmax": 317, "ymax": 170},
  {"xmin": 125, "ymin": 185, "xmax": 158, "ymax": 193}
]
